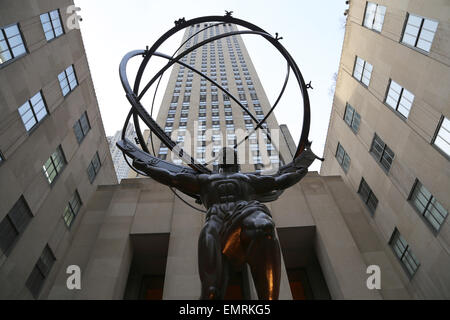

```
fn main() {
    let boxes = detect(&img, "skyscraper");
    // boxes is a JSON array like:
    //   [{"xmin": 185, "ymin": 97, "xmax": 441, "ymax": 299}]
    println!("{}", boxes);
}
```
[
  {"xmin": 108, "ymin": 123, "xmax": 135, "ymax": 181},
  {"xmin": 321, "ymin": 0, "xmax": 450, "ymax": 298},
  {"xmin": 0, "ymin": 0, "xmax": 116, "ymax": 299},
  {"xmin": 133, "ymin": 22, "xmax": 294, "ymax": 174}
]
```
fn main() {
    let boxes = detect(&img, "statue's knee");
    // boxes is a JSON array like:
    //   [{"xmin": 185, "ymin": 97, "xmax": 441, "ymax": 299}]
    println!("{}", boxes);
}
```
[{"xmin": 243, "ymin": 219, "xmax": 275, "ymax": 241}]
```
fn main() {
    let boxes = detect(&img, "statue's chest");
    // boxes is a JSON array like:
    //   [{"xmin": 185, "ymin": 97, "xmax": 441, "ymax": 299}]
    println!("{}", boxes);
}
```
[{"xmin": 210, "ymin": 179, "xmax": 243, "ymax": 203}]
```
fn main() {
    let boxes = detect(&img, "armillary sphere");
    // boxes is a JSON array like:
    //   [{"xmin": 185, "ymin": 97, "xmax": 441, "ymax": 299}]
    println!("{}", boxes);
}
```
[{"xmin": 116, "ymin": 12, "xmax": 321, "ymax": 211}]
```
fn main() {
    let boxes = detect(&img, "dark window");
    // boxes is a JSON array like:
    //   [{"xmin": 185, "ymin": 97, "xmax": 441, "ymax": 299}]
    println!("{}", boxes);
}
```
[
  {"xmin": 58, "ymin": 65, "xmax": 78, "ymax": 96},
  {"xmin": 0, "ymin": 23, "xmax": 26, "ymax": 65},
  {"xmin": 343, "ymin": 103, "xmax": 360, "ymax": 133},
  {"xmin": 43, "ymin": 146, "xmax": 66, "ymax": 184},
  {"xmin": 18, "ymin": 91, "xmax": 48, "ymax": 132},
  {"xmin": 370, "ymin": 134, "xmax": 394, "ymax": 172},
  {"xmin": 26, "ymin": 245, "xmax": 56, "ymax": 298},
  {"xmin": 171, "ymin": 95, "xmax": 178, "ymax": 103},
  {"xmin": 40, "ymin": 9, "xmax": 64, "ymax": 41},
  {"xmin": 358, "ymin": 178, "xmax": 378, "ymax": 215},
  {"xmin": 63, "ymin": 190, "xmax": 82, "ymax": 228},
  {"xmin": 73, "ymin": 112, "xmax": 91, "ymax": 144},
  {"xmin": 409, "ymin": 180, "xmax": 448, "ymax": 232},
  {"xmin": 87, "ymin": 151, "xmax": 101, "ymax": 183},
  {"xmin": 335, "ymin": 143, "xmax": 350, "ymax": 173},
  {"xmin": 389, "ymin": 228, "xmax": 420, "ymax": 277},
  {"xmin": 0, "ymin": 196, "xmax": 33, "ymax": 255}
]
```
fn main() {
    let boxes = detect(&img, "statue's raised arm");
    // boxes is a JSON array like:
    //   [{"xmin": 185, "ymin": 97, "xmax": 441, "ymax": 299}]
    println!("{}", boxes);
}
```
[
  {"xmin": 133, "ymin": 158, "xmax": 201, "ymax": 195},
  {"xmin": 247, "ymin": 167, "xmax": 308, "ymax": 195}
]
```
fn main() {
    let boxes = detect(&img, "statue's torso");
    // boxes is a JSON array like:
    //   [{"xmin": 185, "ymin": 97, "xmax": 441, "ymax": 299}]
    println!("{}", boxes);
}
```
[{"xmin": 199, "ymin": 173, "xmax": 254, "ymax": 210}]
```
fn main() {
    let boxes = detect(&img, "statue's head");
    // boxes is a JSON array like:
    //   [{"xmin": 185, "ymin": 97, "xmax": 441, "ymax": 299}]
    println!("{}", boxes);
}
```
[{"xmin": 218, "ymin": 147, "xmax": 240, "ymax": 173}]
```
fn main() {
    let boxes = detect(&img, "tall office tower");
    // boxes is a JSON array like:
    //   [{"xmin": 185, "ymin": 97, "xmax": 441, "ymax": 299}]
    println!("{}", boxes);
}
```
[
  {"xmin": 0, "ymin": 0, "xmax": 117, "ymax": 299},
  {"xmin": 140, "ymin": 22, "xmax": 294, "ymax": 173},
  {"xmin": 108, "ymin": 123, "xmax": 135, "ymax": 181},
  {"xmin": 321, "ymin": 0, "xmax": 450, "ymax": 298}
]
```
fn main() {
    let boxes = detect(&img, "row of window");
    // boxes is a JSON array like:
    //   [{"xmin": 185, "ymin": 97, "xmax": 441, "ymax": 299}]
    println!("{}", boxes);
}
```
[
  {"xmin": 337, "ymin": 134, "xmax": 447, "ymax": 232},
  {"xmin": 0, "ymin": 9, "xmax": 64, "ymax": 66},
  {"xmin": 351, "ymin": 56, "xmax": 449, "ymax": 158},
  {"xmin": 357, "ymin": 174, "xmax": 447, "ymax": 277},
  {"xmin": 0, "ymin": 146, "xmax": 98, "ymax": 253},
  {"xmin": 354, "ymin": 174, "xmax": 447, "ymax": 278},
  {"xmin": 0, "ymin": 187, "xmax": 81, "ymax": 297},
  {"xmin": 363, "ymin": 2, "xmax": 438, "ymax": 53},
  {"xmin": 18, "ymin": 65, "xmax": 78, "ymax": 133}
]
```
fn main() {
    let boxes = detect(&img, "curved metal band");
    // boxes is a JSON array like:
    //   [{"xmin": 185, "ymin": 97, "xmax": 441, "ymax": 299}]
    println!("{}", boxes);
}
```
[{"xmin": 119, "ymin": 14, "xmax": 311, "ymax": 174}]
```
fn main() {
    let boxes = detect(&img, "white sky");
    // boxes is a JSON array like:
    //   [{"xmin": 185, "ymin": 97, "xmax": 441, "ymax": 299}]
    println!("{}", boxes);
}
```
[{"xmin": 74, "ymin": 0, "xmax": 346, "ymax": 171}]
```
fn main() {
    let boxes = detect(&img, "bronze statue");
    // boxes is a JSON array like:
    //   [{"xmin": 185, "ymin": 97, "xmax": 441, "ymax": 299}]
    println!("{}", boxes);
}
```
[
  {"xmin": 132, "ymin": 147, "xmax": 311, "ymax": 299},
  {"xmin": 117, "ymin": 13, "xmax": 321, "ymax": 300}
]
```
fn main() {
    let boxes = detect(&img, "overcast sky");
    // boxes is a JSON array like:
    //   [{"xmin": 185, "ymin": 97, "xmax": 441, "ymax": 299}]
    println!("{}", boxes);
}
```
[{"xmin": 74, "ymin": 0, "xmax": 347, "ymax": 171}]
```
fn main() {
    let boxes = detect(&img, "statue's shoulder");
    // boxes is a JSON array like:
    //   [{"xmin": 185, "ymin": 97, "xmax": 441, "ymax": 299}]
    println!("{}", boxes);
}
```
[
  {"xmin": 235, "ymin": 172, "xmax": 252, "ymax": 181},
  {"xmin": 201, "ymin": 173, "xmax": 220, "ymax": 182}
]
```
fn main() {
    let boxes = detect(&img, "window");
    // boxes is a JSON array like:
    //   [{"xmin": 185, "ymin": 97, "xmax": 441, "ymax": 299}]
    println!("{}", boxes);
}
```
[
  {"xmin": 370, "ymin": 134, "xmax": 395, "ymax": 172},
  {"xmin": 0, "ymin": 23, "xmax": 26, "ymax": 65},
  {"xmin": 402, "ymin": 14, "xmax": 438, "ymax": 52},
  {"xmin": 432, "ymin": 116, "xmax": 450, "ymax": 157},
  {"xmin": 0, "ymin": 150, "xmax": 3, "ymax": 164},
  {"xmin": 335, "ymin": 143, "xmax": 351, "ymax": 173},
  {"xmin": 385, "ymin": 80, "xmax": 414, "ymax": 118},
  {"xmin": 73, "ymin": 112, "xmax": 90, "ymax": 143},
  {"xmin": 26, "ymin": 245, "xmax": 56, "ymax": 298},
  {"xmin": 363, "ymin": 2, "xmax": 386, "ymax": 32},
  {"xmin": 343, "ymin": 103, "xmax": 361, "ymax": 133},
  {"xmin": 63, "ymin": 191, "xmax": 82, "ymax": 228},
  {"xmin": 353, "ymin": 56, "xmax": 373, "ymax": 86},
  {"xmin": 40, "ymin": 10, "xmax": 64, "ymax": 41},
  {"xmin": 358, "ymin": 178, "xmax": 378, "ymax": 215},
  {"xmin": 0, "ymin": 196, "xmax": 33, "ymax": 255},
  {"xmin": 409, "ymin": 180, "xmax": 448, "ymax": 232},
  {"xmin": 18, "ymin": 91, "xmax": 48, "ymax": 131},
  {"xmin": 58, "ymin": 65, "xmax": 78, "ymax": 96},
  {"xmin": 389, "ymin": 228, "xmax": 420, "ymax": 277},
  {"xmin": 43, "ymin": 146, "xmax": 66, "ymax": 184},
  {"xmin": 87, "ymin": 152, "xmax": 101, "ymax": 183}
]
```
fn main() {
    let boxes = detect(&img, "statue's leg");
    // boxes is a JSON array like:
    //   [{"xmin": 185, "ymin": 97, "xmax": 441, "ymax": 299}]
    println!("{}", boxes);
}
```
[
  {"xmin": 198, "ymin": 215, "xmax": 227, "ymax": 299},
  {"xmin": 240, "ymin": 211, "xmax": 281, "ymax": 300}
]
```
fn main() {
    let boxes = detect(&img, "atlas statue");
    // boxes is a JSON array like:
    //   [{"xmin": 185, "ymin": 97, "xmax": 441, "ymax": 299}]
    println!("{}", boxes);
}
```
[{"xmin": 116, "ymin": 12, "xmax": 322, "ymax": 299}]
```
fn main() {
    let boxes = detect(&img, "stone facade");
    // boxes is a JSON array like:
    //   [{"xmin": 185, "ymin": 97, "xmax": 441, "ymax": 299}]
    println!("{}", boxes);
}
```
[
  {"xmin": 48, "ymin": 174, "xmax": 410, "ymax": 299},
  {"xmin": 0, "ymin": 0, "xmax": 117, "ymax": 299},
  {"xmin": 321, "ymin": 0, "xmax": 450, "ymax": 298}
]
